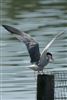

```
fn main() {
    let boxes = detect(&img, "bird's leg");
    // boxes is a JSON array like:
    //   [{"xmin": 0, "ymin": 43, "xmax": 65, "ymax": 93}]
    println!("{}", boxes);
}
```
[{"xmin": 38, "ymin": 70, "xmax": 41, "ymax": 74}]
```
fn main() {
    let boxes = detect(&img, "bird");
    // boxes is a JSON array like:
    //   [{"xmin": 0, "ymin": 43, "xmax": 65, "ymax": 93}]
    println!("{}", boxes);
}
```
[{"xmin": 2, "ymin": 25, "xmax": 64, "ymax": 73}]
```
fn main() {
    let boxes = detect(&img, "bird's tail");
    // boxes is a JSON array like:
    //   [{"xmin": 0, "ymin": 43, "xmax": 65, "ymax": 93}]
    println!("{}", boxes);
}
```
[{"xmin": 28, "ymin": 64, "xmax": 39, "ymax": 71}]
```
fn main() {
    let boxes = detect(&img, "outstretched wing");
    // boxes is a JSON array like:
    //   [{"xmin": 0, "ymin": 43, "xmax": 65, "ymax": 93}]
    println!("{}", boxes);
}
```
[
  {"xmin": 3, "ymin": 25, "xmax": 40, "ymax": 63},
  {"xmin": 40, "ymin": 31, "xmax": 64, "ymax": 60}
]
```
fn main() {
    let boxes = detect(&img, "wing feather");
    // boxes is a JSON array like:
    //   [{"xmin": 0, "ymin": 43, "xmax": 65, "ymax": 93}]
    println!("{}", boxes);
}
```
[
  {"xmin": 41, "ymin": 31, "xmax": 64, "ymax": 57},
  {"xmin": 3, "ymin": 25, "xmax": 40, "ymax": 63}
]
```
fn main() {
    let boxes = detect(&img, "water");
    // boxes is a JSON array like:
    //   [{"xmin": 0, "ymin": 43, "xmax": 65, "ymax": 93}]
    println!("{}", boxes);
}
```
[{"xmin": 0, "ymin": 0, "xmax": 67, "ymax": 100}]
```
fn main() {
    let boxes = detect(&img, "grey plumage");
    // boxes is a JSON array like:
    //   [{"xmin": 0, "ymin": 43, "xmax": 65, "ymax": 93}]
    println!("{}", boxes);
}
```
[
  {"xmin": 3, "ymin": 25, "xmax": 64, "ymax": 71},
  {"xmin": 2, "ymin": 25, "xmax": 40, "ymax": 64}
]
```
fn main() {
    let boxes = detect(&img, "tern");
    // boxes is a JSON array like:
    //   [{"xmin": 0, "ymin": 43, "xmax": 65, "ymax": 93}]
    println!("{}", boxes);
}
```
[{"xmin": 2, "ymin": 25, "xmax": 64, "ymax": 73}]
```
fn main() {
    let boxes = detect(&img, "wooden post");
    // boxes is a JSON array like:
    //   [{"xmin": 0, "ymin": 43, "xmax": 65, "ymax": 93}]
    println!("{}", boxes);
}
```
[{"xmin": 37, "ymin": 74, "xmax": 54, "ymax": 100}]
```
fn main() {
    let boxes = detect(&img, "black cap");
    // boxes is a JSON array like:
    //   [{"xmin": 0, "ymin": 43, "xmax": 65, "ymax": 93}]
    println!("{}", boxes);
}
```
[{"xmin": 47, "ymin": 52, "xmax": 52, "ymax": 56}]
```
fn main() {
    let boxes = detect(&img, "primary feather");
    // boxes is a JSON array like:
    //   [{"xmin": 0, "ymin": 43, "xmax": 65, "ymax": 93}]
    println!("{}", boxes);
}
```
[{"xmin": 3, "ymin": 25, "xmax": 40, "ymax": 63}]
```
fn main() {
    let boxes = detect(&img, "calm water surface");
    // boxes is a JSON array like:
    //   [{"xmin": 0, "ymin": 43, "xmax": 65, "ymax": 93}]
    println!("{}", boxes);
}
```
[{"xmin": 0, "ymin": 0, "xmax": 67, "ymax": 100}]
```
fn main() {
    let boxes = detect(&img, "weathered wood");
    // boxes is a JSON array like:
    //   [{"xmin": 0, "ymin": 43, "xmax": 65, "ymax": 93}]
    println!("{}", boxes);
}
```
[{"xmin": 37, "ymin": 74, "xmax": 54, "ymax": 100}]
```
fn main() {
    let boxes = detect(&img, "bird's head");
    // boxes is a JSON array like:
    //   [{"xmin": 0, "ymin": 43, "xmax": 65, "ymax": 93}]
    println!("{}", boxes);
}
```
[{"xmin": 47, "ymin": 52, "xmax": 54, "ymax": 63}]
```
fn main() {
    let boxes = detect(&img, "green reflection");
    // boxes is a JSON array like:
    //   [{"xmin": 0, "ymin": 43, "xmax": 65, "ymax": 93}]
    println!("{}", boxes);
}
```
[{"xmin": 2, "ymin": 0, "xmax": 40, "ymax": 20}]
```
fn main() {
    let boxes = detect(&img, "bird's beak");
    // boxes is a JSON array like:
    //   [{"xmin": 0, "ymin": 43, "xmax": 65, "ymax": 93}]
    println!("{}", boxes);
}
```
[
  {"xmin": 52, "ymin": 56, "xmax": 54, "ymax": 61},
  {"xmin": 49, "ymin": 57, "xmax": 54, "ymax": 63}
]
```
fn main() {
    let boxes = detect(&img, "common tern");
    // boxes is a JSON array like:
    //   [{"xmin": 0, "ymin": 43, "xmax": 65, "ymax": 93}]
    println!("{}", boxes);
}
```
[{"xmin": 2, "ymin": 25, "xmax": 64, "ymax": 73}]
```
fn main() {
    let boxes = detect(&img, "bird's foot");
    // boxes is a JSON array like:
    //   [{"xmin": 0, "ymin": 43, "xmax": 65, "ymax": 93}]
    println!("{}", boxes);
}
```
[{"xmin": 38, "ymin": 70, "xmax": 44, "ymax": 75}]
